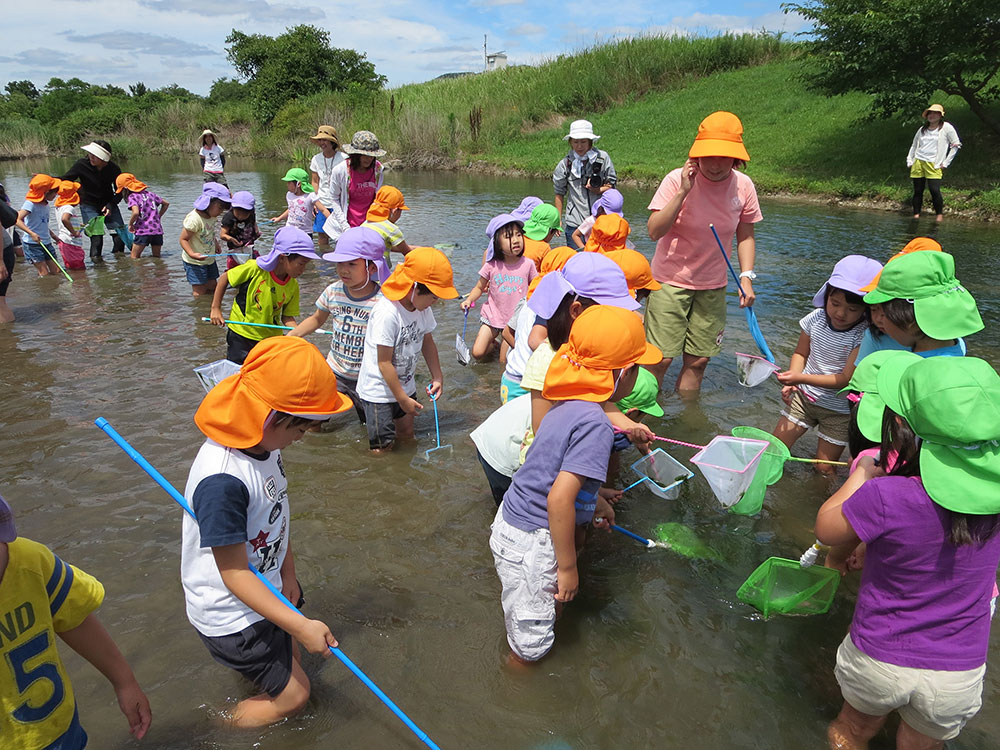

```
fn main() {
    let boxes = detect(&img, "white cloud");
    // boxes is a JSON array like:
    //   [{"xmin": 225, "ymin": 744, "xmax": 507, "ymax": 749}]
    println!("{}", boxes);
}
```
[
  {"xmin": 136, "ymin": 0, "xmax": 326, "ymax": 21},
  {"xmin": 510, "ymin": 23, "xmax": 546, "ymax": 36},
  {"xmin": 62, "ymin": 31, "xmax": 219, "ymax": 57}
]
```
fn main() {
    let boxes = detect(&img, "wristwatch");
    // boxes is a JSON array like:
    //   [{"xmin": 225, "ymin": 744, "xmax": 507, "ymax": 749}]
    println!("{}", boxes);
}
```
[{"xmin": 739, "ymin": 270, "xmax": 757, "ymax": 280}]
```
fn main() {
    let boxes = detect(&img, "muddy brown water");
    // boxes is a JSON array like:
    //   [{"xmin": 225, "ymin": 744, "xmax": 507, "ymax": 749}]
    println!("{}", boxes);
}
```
[{"xmin": 2, "ymin": 157, "xmax": 999, "ymax": 749}]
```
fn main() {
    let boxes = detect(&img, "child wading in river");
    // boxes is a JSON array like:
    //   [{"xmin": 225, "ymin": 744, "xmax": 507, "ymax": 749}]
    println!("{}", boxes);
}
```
[
  {"xmin": 54, "ymin": 180, "xmax": 86, "ymax": 270},
  {"xmin": 15, "ymin": 174, "xmax": 61, "ymax": 277},
  {"xmin": 116, "ymin": 173, "xmax": 168, "ymax": 258},
  {"xmin": 461, "ymin": 213, "xmax": 537, "ymax": 364},
  {"xmin": 271, "ymin": 168, "xmax": 327, "ymax": 234},
  {"xmin": 182, "ymin": 336, "xmax": 353, "ymax": 727},
  {"xmin": 220, "ymin": 191, "xmax": 262, "ymax": 270},
  {"xmin": 180, "ymin": 182, "xmax": 231, "ymax": 297},
  {"xmin": 210, "ymin": 226, "xmax": 321, "ymax": 364},
  {"xmin": 490, "ymin": 305, "xmax": 661, "ymax": 664}
]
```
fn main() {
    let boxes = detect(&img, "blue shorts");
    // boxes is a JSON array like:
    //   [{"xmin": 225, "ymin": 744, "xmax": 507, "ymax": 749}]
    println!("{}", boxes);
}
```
[
  {"xmin": 312, "ymin": 212, "xmax": 327, "ymax": 233},
  {"xmin": 500, "ymin": 373, "xmax": 529, "ymax": 404},
  {"xmin": 133, "ymin": 234, "xmax": 163, "ymax": 247},
  {"xmin": 22, "ymin": 241, "xmax": 51, "ymax": 264},
  {"xmin": 183, "ymin": 260, "xmax": 219, "ymax": 285}
]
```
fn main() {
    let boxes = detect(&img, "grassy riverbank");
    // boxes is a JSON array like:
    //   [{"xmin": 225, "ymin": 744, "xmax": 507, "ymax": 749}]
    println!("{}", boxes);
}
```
[{"xmin": 2, "ymin": 33, "xmax": 998, "ymax": 216}]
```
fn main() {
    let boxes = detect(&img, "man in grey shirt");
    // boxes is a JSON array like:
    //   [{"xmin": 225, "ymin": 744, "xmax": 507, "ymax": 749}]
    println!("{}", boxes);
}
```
[{"xmin": 553, "ymin": 119, "xmax": 617, "ymax": 243}]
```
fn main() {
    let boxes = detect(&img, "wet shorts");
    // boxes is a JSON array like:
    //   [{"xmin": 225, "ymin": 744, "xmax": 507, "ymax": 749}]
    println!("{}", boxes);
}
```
[
  {"xmin": 183, "ymin": 260, "xmax": 220, "ymax": 286},
  {"xmin": 133, "ymin": 234, "xmax": 163, "ymax": 247},
  {"xmin": 781, "ymin": 389, "xmax": 849, "ymax": 447},
  {"xmin": 199, "ymin": 618, "xmax": 294, "ymax": 698},
  {"xmin": 489, "ymin": 506, "xmax": 557, "ymax": 662},
  {"xmin": 835, "ymin": 634, "xmax": 985, "ymax": 741},
  {"xmin": 21, "ymin": 241, "xmax": 50, "ymax": 265},
  {"xmin": 644, "ymin": 283, "xmax": 726, "ymax": 359},
  {"xmin": 361, "ymin": 393, "xmax": 416, "ymax": 449}
]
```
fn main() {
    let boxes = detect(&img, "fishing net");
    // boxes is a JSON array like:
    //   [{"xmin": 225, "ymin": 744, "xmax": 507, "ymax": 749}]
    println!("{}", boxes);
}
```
[
  {"xmin": 83, "ymin": 215, "xmax": 105, "ymax": 236},
  {"xmin": 653, "ymin": 523, "xmax": 721, "ymax": 560},
  {"xmin": 690, "ymin": 436, "xmax": 770, "ymax": 508},
  {"xmin": 735, "ymin": 351, "xmax": 780, "ymax": 387},
  {"xmin": 193, "ymin": 359, "xmax": 241, "ymax": 393},
  {"xmin": 629, "ymin": 449, "xmax": 693, "ymax": 500},
  {"xmin": 737, "ymin": 557, "xmax": 840, "ymax": 618},
  {"xmin": 726, "ymin": 427, "xmax": 792, "ymax": 515}
]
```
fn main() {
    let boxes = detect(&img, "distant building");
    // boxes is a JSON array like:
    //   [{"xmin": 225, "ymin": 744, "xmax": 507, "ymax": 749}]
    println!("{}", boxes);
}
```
[{"xmin": 486, "ymin": 52, "xmax": 507, "ymax": 71}]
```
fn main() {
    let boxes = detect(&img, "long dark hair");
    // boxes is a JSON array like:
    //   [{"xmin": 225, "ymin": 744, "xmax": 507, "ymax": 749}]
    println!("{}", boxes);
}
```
[
  {"xmin": 546, "ymin": 293, "xmax": 597, "ymax": 349},
  {"xmin": 882, "ymin": 407, "xmax": 1000, "ymax": 546}
]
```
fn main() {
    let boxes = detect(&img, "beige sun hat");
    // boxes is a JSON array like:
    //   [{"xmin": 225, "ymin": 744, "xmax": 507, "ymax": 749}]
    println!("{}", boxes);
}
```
[
  {"xmin": 922, "ymin": 104, "xmax": 945, "ymax": 118},
  {"xmin": 310, "ymin": 125, "xmax": 340, "ymax": 146}
]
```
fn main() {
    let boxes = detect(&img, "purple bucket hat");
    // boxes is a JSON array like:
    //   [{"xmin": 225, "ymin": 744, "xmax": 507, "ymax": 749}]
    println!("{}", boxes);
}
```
[
  {"xmin": 0, "ymin": 494, "xmax": 16, "ymax": 543},
  {"xmin": 230, "ymin": 191, "xmax": 255, "ymax": 211},
  {"xmin": 813, "ymin": 254, "xmax": 884, "ymax": 307},
  {"xmin": 528, "ymin": 252, "xmax": 639, "ymax": 319},
  {"xmin": 257, "ymin": 226, "xmax": 323, "ymax": 271},
  {"xmin": 511, "ymin": 196, "xmax": 543, "ymax": 223},
  {"xmin": 322, "ymin": 226, "xmax": 391, "ymax": 283},
  {"xmin": 485, "ymin": 213, "xmax": 524, "ymax": 239},
  {"xmin": 193, "ymin": 182, "xmax": 232, "ymax": 211},
  {"xmin": 591, "ymin": 188, "xmax": 624, "ymax": 217}
]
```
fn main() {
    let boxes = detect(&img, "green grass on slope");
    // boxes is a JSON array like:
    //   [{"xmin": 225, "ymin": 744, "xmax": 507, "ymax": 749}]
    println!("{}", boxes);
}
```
[{"xmin": 483, "ymin": 61, "xmax": 1000, "ymax": 214}]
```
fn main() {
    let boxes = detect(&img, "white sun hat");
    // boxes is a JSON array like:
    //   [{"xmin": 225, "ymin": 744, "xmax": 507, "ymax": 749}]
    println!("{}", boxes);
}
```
[
  {"xmin": 81, "ymin": 141, "xmax": 112, "ymax": 162},
  {"xmin": 563, "ymin": 119, "xmax": 601, "ymax": 141}
]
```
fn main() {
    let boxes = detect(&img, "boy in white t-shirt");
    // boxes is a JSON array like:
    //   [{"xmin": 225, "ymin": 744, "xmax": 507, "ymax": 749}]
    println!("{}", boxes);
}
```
[
  {"xmin": 181, "ymin": 336, "xmax": 353, "ymax": 728},
  {"xmin": 355, "ymin": 247, "xmax": 458, "ymax": 452}
]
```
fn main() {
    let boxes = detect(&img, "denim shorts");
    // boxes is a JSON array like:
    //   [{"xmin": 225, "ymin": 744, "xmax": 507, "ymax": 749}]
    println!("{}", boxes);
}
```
[
  {"xmin": 183, "ymin": 260, "xmax": 220, "ymax": 285},
  {"xmin": 22, "ymin": 241, "xmax": 51, "ymax": 264},
  {"xmin": 80, "ymin": 203, "xmax": 125, "ymax": 231},
  {"xmin": 133, "ymin": 234, "xmax": 163, "ymax": 247}
]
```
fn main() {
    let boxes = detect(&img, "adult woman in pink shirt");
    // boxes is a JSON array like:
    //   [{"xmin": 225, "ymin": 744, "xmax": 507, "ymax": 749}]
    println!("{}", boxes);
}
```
[{"xmin": 645, "ymin": 111, "xmax": 763, "ymax": 393}]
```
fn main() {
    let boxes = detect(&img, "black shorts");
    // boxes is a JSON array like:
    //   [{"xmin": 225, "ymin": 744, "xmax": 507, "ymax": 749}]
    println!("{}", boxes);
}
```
[
  {"xmin": 226, "ymin": 328, "xmax": 260, "ymax": 365},
  {"xmin": 1, "ymin": 242, "xmax": 14, "ymax": 297},
  {"xmin": 361, "ymin": 394, "xmax": 415, "ymax": 449},
  {"xmin": 199, "ymin": 618, "xmax": 294, "ymax": 697}
]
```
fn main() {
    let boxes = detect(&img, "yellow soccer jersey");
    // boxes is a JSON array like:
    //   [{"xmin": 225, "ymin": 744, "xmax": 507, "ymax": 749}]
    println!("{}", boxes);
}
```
[{"xmin": 0, "ymin": 538, "xmax": 105, "ymax": 750}]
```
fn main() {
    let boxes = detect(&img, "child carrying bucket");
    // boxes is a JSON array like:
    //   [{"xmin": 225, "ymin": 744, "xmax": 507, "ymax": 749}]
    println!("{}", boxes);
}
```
[
  {"xmin": 460, "ymin": 214, "xmax": 537, "ymax": 363},
  {"xmin": 490, "ymin": 305, "xmax": 661, "ymax": 664},
  {"xmin": 209, "ymin": 226, "xmax": 322, "ymax": 364},
  {"xmin": 816, "ymin": 354, "xmax": 1000, "ymax": 749},
  {"xmin": 355, "ymin": 247, "xmax": 457, "ymax": 452},
  {"xmin": 54, "ymin": 180, "xmax": 86, "ymax": 270},
  {"xmin": 773, "ymin": 255, "xmax": 882, "ymax": 472},
  {"xmin": 0, "ymin": 494, "xmax": 152, "ymax": 745},
  {"xmin": 182, "ymin": 336, "xmax": 353, "ymax": 727},
  {"xmin": 289, "ymin": 226, "xmax": 391, "ymax": 423},
  {"xmin": 116, "ymin": 173, "xmax": 169, "ymax": 258}
]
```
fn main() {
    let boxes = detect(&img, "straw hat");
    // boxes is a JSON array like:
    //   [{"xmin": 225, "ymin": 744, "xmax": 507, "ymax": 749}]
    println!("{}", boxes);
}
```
[
  {"xmin": 543, "ymin": 305, "xmax": 661, "ymax": 402},
  {"xmin": 922, "ymin": 104, "xmax": 945, "ymax": 119},
  {"xmin": 688, "ymin": 111, "xmax": 750, "ymax": 162},
  {"xmin": 194, "ymin": 337, "xmax": 352, "ymax": 449},
  {"xmin": 310, "ymin": 125, "xmax": 340, "ymax": 146},
  {"xmin": 379, "ymin": 246, "xmax": 458, "ymax": 301}
]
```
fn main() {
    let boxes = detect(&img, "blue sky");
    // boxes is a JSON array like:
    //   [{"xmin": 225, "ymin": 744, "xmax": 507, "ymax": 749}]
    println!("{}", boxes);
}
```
[{"xmin": 0, "ymin": 0, "xmax": 810, "ymax": 95}]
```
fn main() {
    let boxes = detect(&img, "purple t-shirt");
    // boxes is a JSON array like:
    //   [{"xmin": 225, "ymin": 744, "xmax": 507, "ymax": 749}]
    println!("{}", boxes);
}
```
[
  {"xmin": 127, "ymin": 191, "xmax": 164, "ymax": 235},
  {"xmin": 478, "ymin": 255, "xmax": 537, "ymax": 329},
  {"xmin": 844, "ymin": 476, "xmax": 1000, "ymax": 671},
  {"xmin": 501, "ymin": 400, "xmax": 612, "ymax": 532}
]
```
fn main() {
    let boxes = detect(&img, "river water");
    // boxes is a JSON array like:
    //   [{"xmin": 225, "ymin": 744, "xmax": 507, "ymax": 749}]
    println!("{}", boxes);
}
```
[{"xmin": 2, "ymin": 156, "xmax": 998, "ymax": 749}]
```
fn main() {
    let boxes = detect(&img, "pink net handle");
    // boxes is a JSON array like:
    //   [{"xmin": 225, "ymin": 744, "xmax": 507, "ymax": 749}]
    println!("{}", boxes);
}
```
[{"xmin": 612, "ymin": 427, "xmax": 704, "ymax": 450}]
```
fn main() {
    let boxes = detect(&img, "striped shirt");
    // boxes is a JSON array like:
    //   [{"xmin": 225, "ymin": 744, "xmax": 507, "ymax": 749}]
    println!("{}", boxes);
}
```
[
  {"xmin": 361, "ymin": 219, "xmax": 405, "ymax": 267},
  {"xmin": 799, "ymin": 308, "xmax": 868, "ymax": 412}
]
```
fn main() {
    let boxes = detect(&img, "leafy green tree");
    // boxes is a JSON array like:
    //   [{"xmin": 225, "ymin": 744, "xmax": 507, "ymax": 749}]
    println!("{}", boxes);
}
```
[
  {"xmin": 784, "ymin": 0, "xmax": 1000, "ymax": 135},
  {"xmin": 129, "ymin": 82, "xmax": 149, "ymax": 98},
  {"xmin": 5, "ymin": 80, "xmax": 40, "ymax": 100},
  {"xmin": 208, "ymin": 77, "xmax": 246, "ymax": 103},
  {"xmin": 35, "ymin": 78, "xmax": 97, "ymax": 123},
  {"xmin": 225, "ymin": 24, "xmax": 385, "ymax": 123}
]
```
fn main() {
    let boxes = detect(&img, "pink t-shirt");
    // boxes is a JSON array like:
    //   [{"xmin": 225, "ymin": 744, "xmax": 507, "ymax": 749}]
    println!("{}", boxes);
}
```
[
  {"xmin": 647, "ymin": 168, "xmax": 762, "ymax": 290},
  {"xmin": 478, "ymin": 255, "xmax": 537, "ymax": 329},
  {"xmin": 346, "ymin": 167, "xmax": 378, "ymax": 227}
]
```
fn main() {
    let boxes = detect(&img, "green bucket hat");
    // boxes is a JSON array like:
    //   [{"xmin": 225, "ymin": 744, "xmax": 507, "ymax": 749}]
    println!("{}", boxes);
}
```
[
  {"xmin": 893, "ymin": 357, "xmax": 1000, "ymax": 515},
  {"xmin": 615, "ymin": 368, "xmax": 664, "ymax": 418},
  {"xmin": 281, "ymin": 167, "xmax": 314, "ymax": 193},
  {"xmin": 843, "ymin": 350, "xmax": 922, "ymax": 442},
  {"xmin": 862, "ymin": 251, "xmax": 982, "ymax": 340},
  {"xmin": 522, "ymin": 203, "xmax": 562, "ymax": 241}
]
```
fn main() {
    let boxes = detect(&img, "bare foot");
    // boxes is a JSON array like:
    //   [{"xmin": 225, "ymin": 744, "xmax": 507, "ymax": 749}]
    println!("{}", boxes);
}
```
[{"xmin": 935, "ymin": 214, "xmax": 944, "ymax": 223}]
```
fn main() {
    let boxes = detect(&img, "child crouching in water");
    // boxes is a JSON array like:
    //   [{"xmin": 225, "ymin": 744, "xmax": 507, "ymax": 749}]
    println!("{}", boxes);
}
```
[
  {"xmin": 182, "ymin": 336, "xmax": 353, "ymax": 727},
  {"xmin": 355, "ymin": 247, "xmax": 457, "ymax": 452},
  {"xmin": 0, "ymin": 494, "xmax": 152, "ymax": 745},
  {"xmin": 210, "ymin": 226, "xmax": 321, "ymax": 364},
  {"xmin": 774, "ymin": 255, "xmax": 882, "ymax": 471},
  {"xmin": 116, "ymin": 173, "xmax": 169, "ymax": 258},
  {"xmin": 289, "ymin": 226, "xmax": 390, "ymax": 423},
  {"xmin": 490, "ymin": 305, "xmax": 662, "ymax": 664}
]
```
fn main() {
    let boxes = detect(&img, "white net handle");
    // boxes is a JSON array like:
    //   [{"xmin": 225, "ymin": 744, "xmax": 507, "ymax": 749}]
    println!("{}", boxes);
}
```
[{"xmin": 799, "ymin": 541, "xmax": 824, "ymax": 568}]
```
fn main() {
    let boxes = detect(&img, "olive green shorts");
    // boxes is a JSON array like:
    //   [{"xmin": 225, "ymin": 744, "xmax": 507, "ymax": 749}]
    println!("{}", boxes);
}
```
[{"xmin": 644, "ymin": 284, "xmax": 726, "ymax": 359}]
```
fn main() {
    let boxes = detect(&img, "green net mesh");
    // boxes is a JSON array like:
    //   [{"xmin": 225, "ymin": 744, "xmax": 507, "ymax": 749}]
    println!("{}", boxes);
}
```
[
  {"xmin": 653, "ymin": 523, "xmax": 721, "ymax": 560},
  {"xmin": 727, "ymin": 427, "xmax": 792, "ymax": 515},
  {"xmin": 737, "ymin": 557, "xmax": 840, "ymax": 618}
]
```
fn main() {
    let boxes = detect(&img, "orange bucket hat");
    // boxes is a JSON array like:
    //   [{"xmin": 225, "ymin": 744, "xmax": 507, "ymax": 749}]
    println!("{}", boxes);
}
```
[
  {"xmin": 115, "ymin": 173, "xmax": 147, "ymax": 193},
  {"xmin": 55, "ymin": 180, "xmax": 81, "ymax": 207},
  {"xmin": 527, "ymin": 245, "xmax": 576, "ymax": 297},
  {"xmin": 25, "ymin": 174, "xmax": 61, "ymax": 203},
  {"xmin": 380, "ymin": 246, "xmax": 458, "ymax": 301},
  {"xmin": 543, "ymin": 305, "xmax": 662, "ymax": 402},
  {"xmin": 194, "ymin": 337, "xmax": 352, "ymax": 449},
  {"xmin": 688, "ymin": 111, "xmax": 751, "ymax": 162},
  {"xmin": 366, "ymin": 185, "xmax": 409, "ymax": 222},
  {"xmin": 584, "ymin": 214, "xmax": 630, "ymax": 254},
  {"xmin": 604, "ymin": 248, "xmax": 662, "ymax": 293},
  {"xmin": 859, "ymin": 237, "xmax": 943, "ymax": 293}
]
